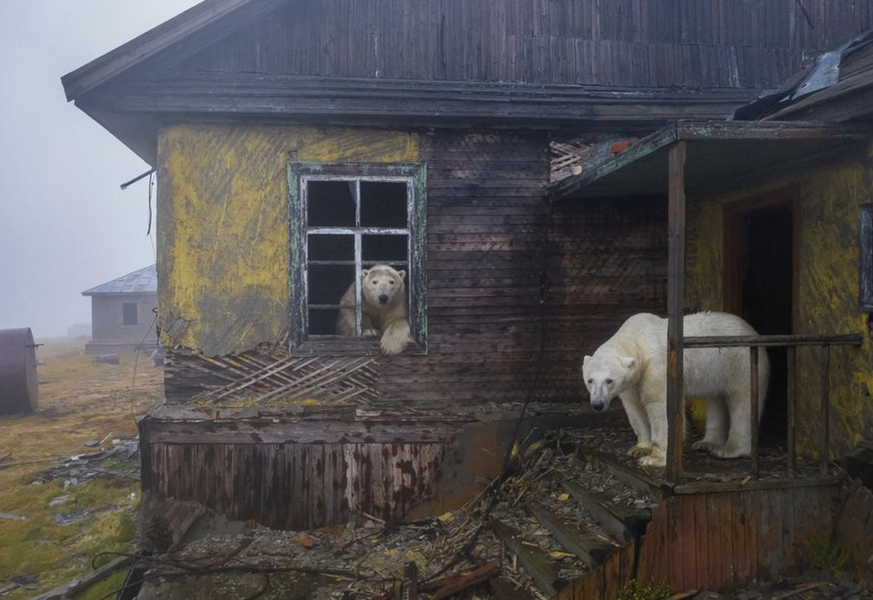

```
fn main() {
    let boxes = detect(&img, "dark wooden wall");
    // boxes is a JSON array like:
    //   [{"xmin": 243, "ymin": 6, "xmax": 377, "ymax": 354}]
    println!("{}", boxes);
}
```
[
  {"xmin": 173, "ymin": 0, "xmax": 873, "ymax": 89},
  {"xmin": 556, "ymin": 484, "xmax": 840, "ymax": 599},
  {"xmin": 141, "ymin": 439, "xmax": 444, "ymax": 530}
]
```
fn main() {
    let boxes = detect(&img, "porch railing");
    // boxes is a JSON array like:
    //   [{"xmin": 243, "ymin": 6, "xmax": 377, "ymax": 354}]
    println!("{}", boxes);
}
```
[{"xmin": 673, "ymin": 333, "xmax": 863, "ymax": 482}]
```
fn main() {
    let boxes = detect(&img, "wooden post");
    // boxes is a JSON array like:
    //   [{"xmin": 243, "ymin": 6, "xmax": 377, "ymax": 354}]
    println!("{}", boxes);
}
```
[
  {"xmin": 666, "ymin": 141, "xmax": 686, "ymax": 486},
  {"xmin": 787, "ymin": 346, "xmax": 796, "ymax": 477},
  {"xmin": 749, "ymin": 346, "xmax": 759, "ymax": 480},
  {"xmin": 820, "ymin": 344, "xmax": 831, "ymax": 476}
]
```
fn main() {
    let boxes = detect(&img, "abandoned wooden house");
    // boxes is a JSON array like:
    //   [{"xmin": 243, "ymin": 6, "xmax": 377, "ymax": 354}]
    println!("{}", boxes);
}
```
[
  {"xmin": 81, "ymin": 264, "xmax": 159, "ymax": 354},
  {"xmin": 62, "ymin": 0, "xmax": 873, "ymax": 597}
]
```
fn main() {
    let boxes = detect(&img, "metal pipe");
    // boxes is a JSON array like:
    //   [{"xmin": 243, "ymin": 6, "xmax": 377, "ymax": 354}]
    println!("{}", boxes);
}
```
[
  {"xmin": 749, "ymin": 347, "xmax": 759, "ymax": 480},
  {"xmin": 787, "ymin": 346, "xmax": 797, "ymax": 477},
  {"xmin": 683, "ymin": 333, "xmax": 862, "ymax": 348},
  {"xmin": 820, "ymin": 344, "xmax": 831, "ymax": 476}
]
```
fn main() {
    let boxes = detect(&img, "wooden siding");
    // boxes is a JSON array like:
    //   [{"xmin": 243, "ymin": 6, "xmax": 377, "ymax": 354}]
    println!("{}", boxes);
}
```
[
  {"xmin": 171, "ymin": 0, "xmax": 873, "ymax": 90},
  {"xmin": 140, "ymin": 440, "xmax": 444, "ymax": 530},
  {"xmin": 835, "ymin": 483, "xmax": 873, "ymax": 583},
  {"xmin": 555, "ymin": 484, "xmax": 839, "ymax": 600},
  {"xmin": 159, "ymin": 129, "xmax": 670, "ymax": 407}
]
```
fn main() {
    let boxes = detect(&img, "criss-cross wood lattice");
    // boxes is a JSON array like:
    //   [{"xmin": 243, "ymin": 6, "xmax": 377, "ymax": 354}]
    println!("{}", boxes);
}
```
[{"xmin": 191, "ymin": 349, "xmax": 380, "ymax": 406}]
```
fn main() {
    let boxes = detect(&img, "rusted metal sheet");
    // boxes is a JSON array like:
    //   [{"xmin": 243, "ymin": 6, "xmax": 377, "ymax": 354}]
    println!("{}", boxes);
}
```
[
  {"xmin": 141, "ymin": 440, "xmax": 444, "ymax": 530},
  {"xmin": 0, "ymin": 328, "xmax": 38, "ymax": 415}
]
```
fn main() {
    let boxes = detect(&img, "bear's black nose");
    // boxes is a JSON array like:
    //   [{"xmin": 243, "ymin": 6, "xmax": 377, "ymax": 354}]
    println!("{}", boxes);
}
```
[{"xmin": 379, "ymin": 295, "xmax": 389, "ymax": 304}]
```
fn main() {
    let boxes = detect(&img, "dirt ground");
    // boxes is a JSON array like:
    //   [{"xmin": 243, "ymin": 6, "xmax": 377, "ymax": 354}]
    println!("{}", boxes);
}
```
[{"xmin": 0, "ymin": 338, "xmax": 163, "ymax": 599}]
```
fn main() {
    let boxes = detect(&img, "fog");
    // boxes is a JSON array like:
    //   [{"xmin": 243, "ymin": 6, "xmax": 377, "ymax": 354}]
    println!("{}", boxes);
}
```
[{"xmin": 0, "ymin": 0, "xmax": 199, "ymax": 338}]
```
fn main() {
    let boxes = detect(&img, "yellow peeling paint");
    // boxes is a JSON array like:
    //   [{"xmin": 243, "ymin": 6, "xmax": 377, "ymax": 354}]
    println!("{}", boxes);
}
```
[
  {"xmin": 157, "ymin": 125, "xmax": 419, "ymax": 356},
  {"xmin": 686, "ymin": 145, "xmax": 873, "ymax": 457}
]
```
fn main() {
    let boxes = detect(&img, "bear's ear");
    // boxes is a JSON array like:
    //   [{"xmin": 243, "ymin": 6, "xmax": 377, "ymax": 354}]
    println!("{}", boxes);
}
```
[
  {"xmin": 583, "ymin": 355, "xmax": 591, "ymax": 366},
  {"xmin": 397, "ymin": 269, "xmax": 407, "ymax": 281},
  {"xmin": 619, "ymin": 356, "xmax": 637, "ymax": 370},
  {"xmin": 361, "ymin": 269, "xmax": 370, "ymax": 279}
]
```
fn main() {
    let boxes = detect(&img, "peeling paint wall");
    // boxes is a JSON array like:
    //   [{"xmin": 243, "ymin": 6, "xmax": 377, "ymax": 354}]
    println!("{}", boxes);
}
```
[
  {"xmin": 687, "ymin": 145, "xmax": 873, "ymax": 457},
  {"xmin": 157, "ymin": 125, "xmax": 419, "ymax": 356}
]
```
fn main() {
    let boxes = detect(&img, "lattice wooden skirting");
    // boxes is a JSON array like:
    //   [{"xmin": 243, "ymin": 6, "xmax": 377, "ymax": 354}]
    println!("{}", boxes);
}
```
[{"xmin": 189, "ymin": 348, "xmax": 381, "ymax": 406}]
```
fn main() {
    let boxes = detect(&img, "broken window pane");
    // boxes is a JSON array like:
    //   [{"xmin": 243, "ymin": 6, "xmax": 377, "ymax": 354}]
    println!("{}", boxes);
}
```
[
  {"xmin": 362, "ymin": 234, "xmax": 408, "ymax": 264},
  {"xmin": 309, "ymin": 234, "xmax": 354, "ymax": 262},
  {"xmin": 308, "ymin": 264, "xmax": 354, "ymax": 306},
  {"xmin": 308, "ymin": 180, "xmax": 355, "ymax": 227},
  {"xmin": 360, "ymin": 181, "xmax": 407, "ymax": 228}
]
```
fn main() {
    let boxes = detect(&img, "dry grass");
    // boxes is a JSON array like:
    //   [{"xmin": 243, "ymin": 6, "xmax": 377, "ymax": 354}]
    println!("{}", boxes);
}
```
[{"xmin": 0, "ymin": 337, "xmax": 162, "ymax": 599}]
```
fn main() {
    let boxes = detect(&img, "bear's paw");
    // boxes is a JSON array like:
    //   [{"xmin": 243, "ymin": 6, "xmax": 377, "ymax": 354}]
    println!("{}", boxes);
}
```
[
  {"xmin": 363, "ymin": 328, "xmax": 381, "ymax": 338},
  {"xmin": 626, "ymin": 443, "xmax": 653, "ymax": 458}
]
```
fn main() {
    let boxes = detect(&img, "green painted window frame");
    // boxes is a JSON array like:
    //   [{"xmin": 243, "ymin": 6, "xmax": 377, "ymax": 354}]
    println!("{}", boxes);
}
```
[{"xmin": 288, "ymin": 163, "xmax": 427, "ymax": 355}]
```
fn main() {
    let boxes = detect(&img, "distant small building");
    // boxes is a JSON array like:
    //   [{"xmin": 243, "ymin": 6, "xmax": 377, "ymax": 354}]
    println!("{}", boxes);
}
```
[{"xmin": 81, "ymin": 265, "xmax": 158, "ymax": 354}]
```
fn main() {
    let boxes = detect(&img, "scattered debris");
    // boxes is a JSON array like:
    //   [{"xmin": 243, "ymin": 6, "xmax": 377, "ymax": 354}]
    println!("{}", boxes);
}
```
[
  {"xmin": 0, "ymin": 512, "xmax": 25, "ymax": 522},
  {"xmin": 48, "ymin": 494, "xmax": 69, "ymax": 507},
  {"xmin": 31, "ymin": 438, "xmax": 139, "ymax": 485},
  {"xmin": 83, "ymin": 440, "xmax": 100, "ymax": 447}
]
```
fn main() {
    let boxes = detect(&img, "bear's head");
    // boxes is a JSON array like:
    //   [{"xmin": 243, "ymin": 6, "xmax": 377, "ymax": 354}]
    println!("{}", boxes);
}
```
[
  {"xmin": 581, "ymin": 353, "xmax": 638, "ymax": 411},
  {"xmin": 361, "ymin": 265, "xmax": 407, "ymax": 308}
]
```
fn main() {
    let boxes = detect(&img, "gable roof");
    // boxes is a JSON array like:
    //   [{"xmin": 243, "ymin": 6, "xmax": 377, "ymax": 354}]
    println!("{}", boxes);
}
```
[
  {"xmin": 82, "ymin": 264, "xmax": 157, "ymax": 296},
  {"xmin": 61, "ymin": 0, "xmax": 289, "ymax": 101}
]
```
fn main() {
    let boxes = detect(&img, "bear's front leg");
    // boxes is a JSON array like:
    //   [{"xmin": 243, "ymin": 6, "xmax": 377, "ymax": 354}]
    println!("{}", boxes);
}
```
[
  {"xmin": 379, "ymin": 319, "xmax": 413, "ymax": 355},
  {"xmin": 620, "ymin": 390, "xmax": 652, "ymax": 457},
  {"xmin": 638, "ymin": 399, "xmax": 668, "ymax": 468}
]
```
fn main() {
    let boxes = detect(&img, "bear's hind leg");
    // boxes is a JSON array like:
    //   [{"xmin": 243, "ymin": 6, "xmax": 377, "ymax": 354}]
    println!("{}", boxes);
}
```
[
  {"xmin": 692, "ymin": 396, "xmax": 729, "ymax": 454},
  {"xmin": 711, "ymin": 391, "xmax": 753, "ymax": 459}
]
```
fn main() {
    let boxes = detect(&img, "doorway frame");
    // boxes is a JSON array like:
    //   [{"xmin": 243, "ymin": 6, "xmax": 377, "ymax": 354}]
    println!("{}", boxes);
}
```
[{"xmin": 722, "ymin": 186, "xmax": 800, "ymax": 332}]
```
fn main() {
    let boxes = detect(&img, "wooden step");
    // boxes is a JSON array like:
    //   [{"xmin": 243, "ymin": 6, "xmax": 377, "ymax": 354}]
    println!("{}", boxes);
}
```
[
  {"xmin": 491, "ymin": 521, "xmax": 567, "ymax": 597},
  {"xmin": 580, "ymin": 450, "xmax": 671, "ymax": 502},
  {"xmin": 562, "ymin": 481, "xmax": 651, "ymax": 543},
  {"xmin": 489, "ymin": 576, "xmax": 536, "ymax": 600},
  {"xmin": 525, "ymin": 502, "xmax": 616, "ymax": 568}
]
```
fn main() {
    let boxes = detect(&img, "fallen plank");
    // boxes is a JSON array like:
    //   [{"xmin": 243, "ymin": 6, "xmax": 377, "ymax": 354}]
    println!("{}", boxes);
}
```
[
  {"xmin": 526, "ymin": 502, "xmax": 615, "ymax": 567},
  {"xmin": 492, "ymin": 521, "xmax": 564, "ymax": 597},
  {"xmin": 28, "ymin": 555, "xmax": 132, "ymax": 600}
]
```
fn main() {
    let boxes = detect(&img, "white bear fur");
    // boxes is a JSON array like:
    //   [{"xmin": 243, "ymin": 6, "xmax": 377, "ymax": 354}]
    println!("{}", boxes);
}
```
[
  {"xmin": 335, "ymin": 265, "xmax": 413, "ymax": 355},
  {"xmin": 582, "ymin": 312, "xmax": 769, "ymax": 468}
]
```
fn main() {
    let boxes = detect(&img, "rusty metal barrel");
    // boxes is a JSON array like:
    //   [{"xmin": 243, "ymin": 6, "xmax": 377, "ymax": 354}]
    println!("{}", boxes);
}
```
[{"xmin": 0, "ymin": 328, "xmax": 39, "ymax": 414}]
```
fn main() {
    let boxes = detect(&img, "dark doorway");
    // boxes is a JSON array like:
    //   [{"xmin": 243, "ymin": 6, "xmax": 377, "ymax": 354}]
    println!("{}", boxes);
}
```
[{"xmin": 725, "ymin": 192, "xmax": 797, "ymax": 443}]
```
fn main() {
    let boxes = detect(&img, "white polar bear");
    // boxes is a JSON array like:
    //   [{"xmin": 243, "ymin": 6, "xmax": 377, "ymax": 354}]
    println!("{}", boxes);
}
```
[
  {"xmin": 335, "ymin": 265, "xmax": 414, "ymax": 355},
  {"xmin": 581, "ymin": 312, "xmax": 769, "ymax": 468}
]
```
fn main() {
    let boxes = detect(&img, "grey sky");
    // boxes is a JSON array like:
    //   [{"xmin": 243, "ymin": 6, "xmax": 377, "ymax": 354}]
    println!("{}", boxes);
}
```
[{"xmin": 0, "ymin": 1, "xmax": 199, "ymax": 338}]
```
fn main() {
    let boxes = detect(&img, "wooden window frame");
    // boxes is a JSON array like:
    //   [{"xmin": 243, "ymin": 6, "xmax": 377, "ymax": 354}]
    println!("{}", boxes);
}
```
[
  {"xmin": 121, "ymin": 301, "xmax": 139, "ymax": 326},
  {"xmin": 861, "ymin": 203, "xmax": 873, "ymax": 312},
  {"xmin": 288, "ymin": 163, "xmax": 427, "ymax": 355}
]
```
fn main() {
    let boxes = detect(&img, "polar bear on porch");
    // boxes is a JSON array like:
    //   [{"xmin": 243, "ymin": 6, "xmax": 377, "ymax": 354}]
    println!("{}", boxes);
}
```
[
  {"xmin": 336, "ymin": 264, "xmax": 413, "ymax": 355},
  {"xmin": 581, "ymin": 312, "xmax": 769, "ymax": 468}
]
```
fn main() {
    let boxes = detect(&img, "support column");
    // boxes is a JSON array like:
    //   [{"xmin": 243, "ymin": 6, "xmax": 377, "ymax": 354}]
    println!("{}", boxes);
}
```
[{"xmin": 666, "ymin": 141, "xmax": 686, "ymax": 486}]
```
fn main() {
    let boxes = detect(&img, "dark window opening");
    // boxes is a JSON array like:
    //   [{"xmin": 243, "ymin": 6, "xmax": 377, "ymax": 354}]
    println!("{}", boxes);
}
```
[
  {"xmin": 308, "ymin": 180, "xmax": 355, "ymax": 227},
  {"xmin": 361, "ymin": 181, "xmax": 408, "ymax": 228},
  {"xmin": 122, "ymin": 302, "xmax": 139, "ymax": 326}
]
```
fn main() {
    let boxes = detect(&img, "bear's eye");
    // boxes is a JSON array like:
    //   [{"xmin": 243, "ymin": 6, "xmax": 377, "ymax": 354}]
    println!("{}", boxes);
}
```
[
  {"xmin": 389, "ymin": 280, "xmax": 395, "ymax": 285},
  {"xmin": 371, "ymin": 280, "xmax": 379, "ymax": 285},
  {"xmin": 605, "ymin": 378, "xmax": 614, "ymax": 384},
  {"xmin": 587, "ymin": 379, "xmax": 593, "ymax": 384}
]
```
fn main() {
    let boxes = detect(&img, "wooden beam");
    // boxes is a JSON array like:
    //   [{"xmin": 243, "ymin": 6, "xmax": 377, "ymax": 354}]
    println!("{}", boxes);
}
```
[
  {"xmin": 675, "ymin": 120, "xmax": 872, "ymax": 141},
  {"xmin": 666, "ymin": 140, "xmax": 686, "ymax": 486},
  {"xmin": 550, "ymin": 124, "xmax": 678, "ymax": 200}
]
